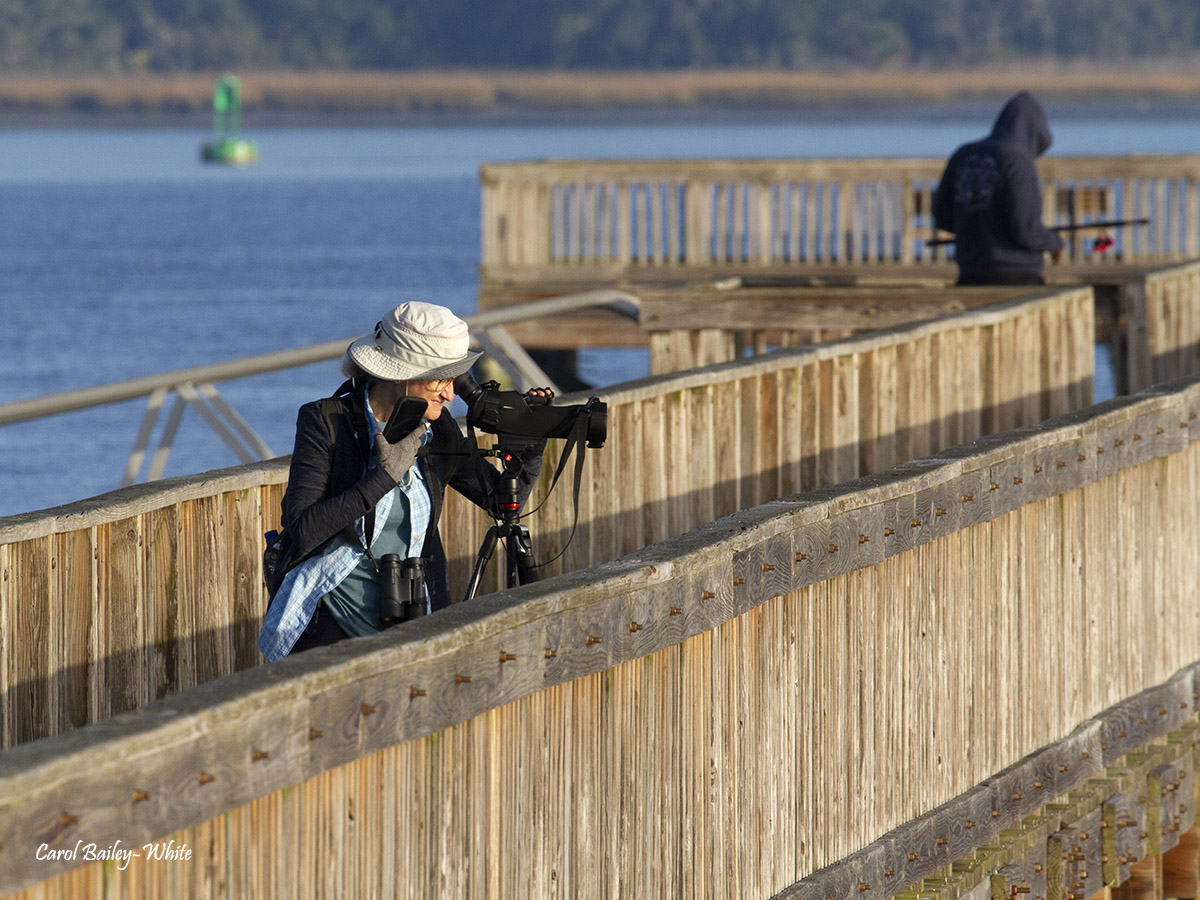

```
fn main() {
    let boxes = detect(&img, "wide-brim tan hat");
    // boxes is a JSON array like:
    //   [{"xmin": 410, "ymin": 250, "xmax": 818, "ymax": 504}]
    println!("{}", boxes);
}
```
[{"xmin": 346, "ymin": 302, "xmax": 482, "ymax": 382}]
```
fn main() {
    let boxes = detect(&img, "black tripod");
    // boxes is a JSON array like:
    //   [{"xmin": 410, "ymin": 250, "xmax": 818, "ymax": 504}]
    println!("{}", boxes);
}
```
[{"xmin": 463, "ymin": 449, "xmax": 540, "ymax": 602}]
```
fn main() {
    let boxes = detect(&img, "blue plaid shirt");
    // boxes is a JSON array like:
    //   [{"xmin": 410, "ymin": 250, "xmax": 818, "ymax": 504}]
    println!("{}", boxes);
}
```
[{"xmin": 257, "ymin": 388, "xmax": 432, "ymax": 661}]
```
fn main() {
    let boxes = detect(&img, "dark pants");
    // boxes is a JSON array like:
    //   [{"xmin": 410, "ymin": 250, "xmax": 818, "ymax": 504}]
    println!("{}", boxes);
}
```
[{"xmin": 290, "ymin": 602, "xmax": 350, "ymax": 653}]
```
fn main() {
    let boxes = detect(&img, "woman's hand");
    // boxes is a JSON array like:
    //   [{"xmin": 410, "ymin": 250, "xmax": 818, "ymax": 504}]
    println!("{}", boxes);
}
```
[{"xmin": 374, "ymin": 425, "xmax": 426, "ymax": 484}]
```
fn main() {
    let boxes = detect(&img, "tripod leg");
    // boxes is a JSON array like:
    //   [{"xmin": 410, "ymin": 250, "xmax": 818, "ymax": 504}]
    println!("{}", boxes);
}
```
[
  {"xmin": 463, "ymin": 525, "xmax": 500, "ymax": 603},
  {"xmin": 508, "ymin": 525, "xmax": 540, "ymax": 586}
]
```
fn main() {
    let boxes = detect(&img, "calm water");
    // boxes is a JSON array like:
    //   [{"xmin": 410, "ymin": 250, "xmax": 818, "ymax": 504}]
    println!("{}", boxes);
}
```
[{"xmin": 0, "ymin": 106, "xmax": 1194, "ymax": 516}]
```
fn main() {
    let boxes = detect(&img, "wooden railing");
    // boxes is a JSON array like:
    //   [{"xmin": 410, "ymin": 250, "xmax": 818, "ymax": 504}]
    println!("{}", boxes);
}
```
[
  {"xmin": 0, "ymin": 287, "xmax": 1093, "ymax": 750},
  {"xmin": 480, "ymin": 155, "xmax": 1200, "ymax": 277},
  {"xmin": 3, "ymin": 370, "xmax": 1199, "ymax": 900},
  {"xmin": 637, "ymin": 283, "xmax": 1043, "ymax": 374},
  {"xmin": 1126, "ymin": 259, "xmax": 1200, "ymax": 392},
  {"xmin": 0, "ymin": 465, "xmax": 288, "ymax": 749},
  {"xmin": 452, "ymin": 287, "xmax": 1094, "ymax": 585}
]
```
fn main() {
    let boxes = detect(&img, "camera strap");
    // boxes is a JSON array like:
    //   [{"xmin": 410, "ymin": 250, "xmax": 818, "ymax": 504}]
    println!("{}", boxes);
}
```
[{"xmin": 514, "ymin": 414, "xmax": 590, "ymax": 568}]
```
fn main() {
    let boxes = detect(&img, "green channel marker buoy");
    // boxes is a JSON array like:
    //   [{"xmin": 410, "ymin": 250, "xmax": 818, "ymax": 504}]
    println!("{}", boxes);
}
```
[{"xmin": 201, "ymin": 75, "xmax": 258, "ymax": 166}]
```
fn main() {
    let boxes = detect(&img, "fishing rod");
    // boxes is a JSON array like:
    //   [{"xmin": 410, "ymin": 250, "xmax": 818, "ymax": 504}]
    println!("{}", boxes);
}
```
[{"xmin": 926, "ymin": 217, "xmax": 1150, "ymax": 248}]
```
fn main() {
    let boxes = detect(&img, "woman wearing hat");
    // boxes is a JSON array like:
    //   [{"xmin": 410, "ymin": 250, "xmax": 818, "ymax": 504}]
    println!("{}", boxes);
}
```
[{"xmin": 258, "ymin": 302, "xmax": 546, "ymax": 660}]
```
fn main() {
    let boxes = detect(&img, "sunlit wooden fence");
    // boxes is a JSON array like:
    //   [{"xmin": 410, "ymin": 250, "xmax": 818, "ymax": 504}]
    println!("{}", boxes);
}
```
[
  {"xmin": 3, "ymin": 366, "xmax": 1200, "ymax": 899},
  {"xmin": 480, "ymin": 155, "xmax": 1200, "ymax": 277},
  {"xmin": 1127, "ymin": 258, "xmax": 1200, "ymax": 392},
  {"xmin": 0, "ymin": 286, "xmax": 1094, "ymax": 751},
  {"xmin": 637, "ymin": 283, "xmax": 1045, "ymax": 373}
]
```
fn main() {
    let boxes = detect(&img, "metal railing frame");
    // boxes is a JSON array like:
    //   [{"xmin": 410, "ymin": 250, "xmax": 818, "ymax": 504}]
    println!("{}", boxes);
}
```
[{"xmin": 0, "ymin": 290, "xmax": 641, "ymax": 487}]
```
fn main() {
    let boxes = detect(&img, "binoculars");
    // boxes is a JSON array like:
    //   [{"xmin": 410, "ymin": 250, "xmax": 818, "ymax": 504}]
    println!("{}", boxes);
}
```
[{"xmin": 378, "ymin": 554, "xmax": 428, "ymax": 627}]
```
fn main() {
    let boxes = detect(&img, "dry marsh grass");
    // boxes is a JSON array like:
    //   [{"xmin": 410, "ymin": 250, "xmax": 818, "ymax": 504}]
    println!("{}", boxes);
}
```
[{"xmin": 3, "ymin": 66, "xmax": 1200, "ymax": 118}]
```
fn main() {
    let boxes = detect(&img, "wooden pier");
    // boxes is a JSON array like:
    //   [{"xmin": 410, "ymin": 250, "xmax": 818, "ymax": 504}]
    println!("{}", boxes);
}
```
[
  {"xmin": 480, "ymin": 155, "xmax": 1200, "ymax": 281},
  {"xmin": 2, "ymin": 166, "xmax": 1200, "ymax": 898}
]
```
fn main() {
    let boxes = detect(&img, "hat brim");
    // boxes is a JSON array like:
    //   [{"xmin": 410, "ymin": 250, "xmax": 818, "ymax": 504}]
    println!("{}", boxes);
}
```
[{"xmin": 347, "ymin": 335, "xmax": 482, "ymax": 382}]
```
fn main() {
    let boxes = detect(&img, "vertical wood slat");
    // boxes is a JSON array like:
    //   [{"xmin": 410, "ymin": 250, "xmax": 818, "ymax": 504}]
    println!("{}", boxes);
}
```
[
  {"xmin": 617, "ymin": 182, "xmax": 632, "ymax": 265},
  {"xmin": 146, "ymin": 504, "xmax": 181, "ymax": 702},
  {"xmin": 683, "ymin": 179, "xmax": 708, "ymax": 265},
  {"xmin": 731, "ymin": 182, "xmax": 745, "ymax": 263},
  {"xmin": 667, "ymin": 181, "xmax": 680, "ymax": 264},
  {"xmin": 230, "ymin": 488, "xmax": 264, "ymax": 672},
  {"xmin": 837, "ymin": 179, "xmax": 852, "ymax": 265},
  {"xmin": 54, "ymin": 528, "xmax": 95, "ymax": 734},
  {"xmin": 7, "ymin": 538, "xmax": 51, "ymax": 745},
  {"xmin": 805, "ymin": 182, "xmax": 817, "ymax": 262},
  {"xmin": 759, "ymin": 181, "xmax": 774, "ymax": 264},
  {"xmin": 632, "ymin": 182, "xmax": 644, "ymax": 263},
  {"xmin": 101, "ymin": 517, "xmax": 146, "ymax": 719},
  {"xmin": 571, "ymin": 180, "xmax": 585, "ymax": 262},
  {"xmin": 650, "ymin": 181, "xmax": 663, "ymax": 264}
]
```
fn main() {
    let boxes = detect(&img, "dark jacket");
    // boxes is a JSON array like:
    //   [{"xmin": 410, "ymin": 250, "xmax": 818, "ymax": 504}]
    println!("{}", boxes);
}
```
[
  {"xmin": 932, "ymin": 91, "xmax": 1064, "ymax": 283},
  {"xmin": 276, "ymin": 379, "xmax": 541, "ymax": 612}
]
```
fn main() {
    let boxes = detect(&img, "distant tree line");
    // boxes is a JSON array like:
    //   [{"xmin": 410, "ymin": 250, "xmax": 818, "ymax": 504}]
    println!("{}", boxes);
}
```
[{"xmin": 3, "ymin": 0, "xmax": 1200, "ymax": 73}]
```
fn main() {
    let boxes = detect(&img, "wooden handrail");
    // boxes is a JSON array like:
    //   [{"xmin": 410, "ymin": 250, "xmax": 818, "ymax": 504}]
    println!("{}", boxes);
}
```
[{"xmin": 480, "ymin": 154, "xmax": 1200, "ymax": 272}]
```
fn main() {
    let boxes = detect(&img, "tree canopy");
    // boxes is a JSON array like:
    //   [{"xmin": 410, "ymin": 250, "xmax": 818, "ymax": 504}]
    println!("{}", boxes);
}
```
[{"xmin": 3, "ymin": 0, "xmax": 1199, "ymax": 73}]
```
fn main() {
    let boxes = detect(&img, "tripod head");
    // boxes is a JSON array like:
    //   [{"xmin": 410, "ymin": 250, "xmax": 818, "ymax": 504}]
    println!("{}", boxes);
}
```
[{"xmin": 480, "ymin": 442, "xmax": 538, "ymax": 525}]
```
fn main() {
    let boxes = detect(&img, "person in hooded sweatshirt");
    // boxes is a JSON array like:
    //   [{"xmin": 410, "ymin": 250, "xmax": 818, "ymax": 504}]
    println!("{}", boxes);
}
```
[{"xmin": 933, "ymin": 91, "xmax": 1064, "ymax": 286}]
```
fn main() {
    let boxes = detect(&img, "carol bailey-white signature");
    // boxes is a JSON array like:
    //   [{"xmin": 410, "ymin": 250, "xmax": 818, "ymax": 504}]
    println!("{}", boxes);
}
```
[{"xmin": 36, "ymin": 839, "xmax": 192, "ymax": 871}]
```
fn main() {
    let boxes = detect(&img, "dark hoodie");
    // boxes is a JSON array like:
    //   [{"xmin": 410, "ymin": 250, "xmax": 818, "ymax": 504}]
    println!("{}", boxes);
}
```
[{"xmin": 932, "ymin": 91, "xmax": 1063, "ymax": 284}]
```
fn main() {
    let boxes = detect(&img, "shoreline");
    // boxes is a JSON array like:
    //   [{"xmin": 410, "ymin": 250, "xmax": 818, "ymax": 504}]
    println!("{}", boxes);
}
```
[{"xmin": 3, "ymin": 67, "xmax": 1200, "ymax": 129}]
